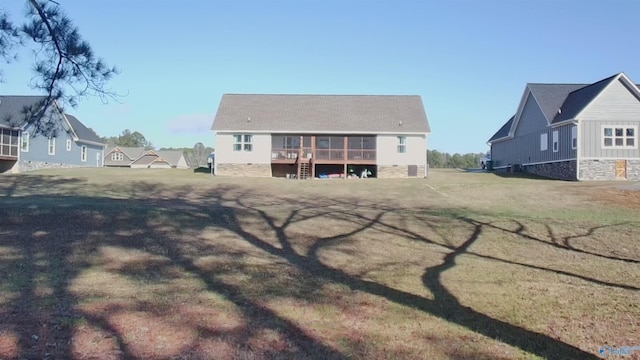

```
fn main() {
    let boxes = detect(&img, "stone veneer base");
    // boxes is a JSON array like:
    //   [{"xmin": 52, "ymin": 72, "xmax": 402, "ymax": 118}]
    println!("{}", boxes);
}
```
[
  {"xmin": 579, "ymin": 159, "xmax": 640, "ymax": 181},
  {"xmin": 523, "ymin": 160, "xmax": 577, "ymax": 181},
  {"xmin": 18, "ymin": 160, "xmax": 81, "ymax": 173},
  {"xmin": 215, "ymin": 163, "xmax": 427, "ymax": 178},
  {"xmin": 216, "ymin": 163, "xmax": 272, "ymax": 177},
  {"xmin": 377, "ymin": 165, "xmax": 426, "ymax": 178}
]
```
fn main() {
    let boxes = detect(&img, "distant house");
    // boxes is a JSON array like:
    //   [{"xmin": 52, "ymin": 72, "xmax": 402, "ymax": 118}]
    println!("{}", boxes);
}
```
[
  {"xmin": 488, "ymin": 72, "xmax": 640, "ymax": 181},
  {"xmin": 0, "ymin": 95, "xmax": 105, "ymax": 173},
  {"xmin": 103, "ymin": 146, "xmax": 146, "ymax": 167},
  {"xmin": 103, "ymin": 146, "xmax": 189, "ymax": 169},
  {"xmin": 211, "ymin": 94, "xmax": 431, "ymax": 178}
]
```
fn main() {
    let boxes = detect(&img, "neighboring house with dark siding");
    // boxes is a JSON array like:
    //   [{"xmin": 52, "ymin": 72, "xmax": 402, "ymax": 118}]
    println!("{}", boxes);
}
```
[
  {"xmin": 0, "ymin": 95, "xmax": 105, "ymax": 173},
  {"xmin": 211, "ymin": 94, "xmax": 431, "ymax": 178},
  {"xmin": 488, "ymin": 73, "xmax": 640, "ymax": 181}
]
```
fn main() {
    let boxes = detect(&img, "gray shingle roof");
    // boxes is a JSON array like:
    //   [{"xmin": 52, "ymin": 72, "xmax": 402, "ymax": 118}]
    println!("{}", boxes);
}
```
[
  {"xmin": 105, "ymin": 147, "xmax": 185, "ymax": 167},
  {"xmin": 552, "ymin": 74, "xmax": 618, "ymax": 123},
  {"xmin": 155, "ymin": 150, "xmax": 185, "ymax": 166},
  {"xmin": 64, "ymin": 114, "xmax": 105, "ymax": 145},
  {"xmin": 0, "ymin": 95, "xmax": 47, "ymax": 128},
  {"xmin": 527, "ymin": 83, "xmax": 586, "ymax": 123},
  {"xmin": 489, "ymin": 73, "xmax": 634, "ymax": 144},
  {"xmin": 105, "ymin": 146, "xmax": 147, "ymax": 160},
  {"xmin": 132, "ymin": 154, "xmax": 161, "ymax": 166},
  {"xmin": 212, "ymin": 94, "xmax": 430, "ymax": 133},
  {"xmin": 488, "ymin": 115, "xmax": 514, "ymax": 142}
]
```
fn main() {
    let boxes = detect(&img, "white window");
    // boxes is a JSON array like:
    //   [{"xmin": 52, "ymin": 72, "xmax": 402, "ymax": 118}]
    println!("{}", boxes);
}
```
[
  {"xmin": 552, "ymin": 130, "xmax": 559, "ymax": 152},
  {"xmin": 397, "ymin": 136, "xmax": 407, "ymax": 153},
  {"xmin": 48, "ymin": 137, "xmax": 56, "ymax": 155},
  {"xmin": 0, "ymin": 129, "xmax": 19, "ymax": 157},
  {"xmin": 540, "ymin": 133, "xmax": 548, "ymax": 151},
  {"xmin": 111, "ymin": 152, "xmax": 124, "ymax": 161},
  {"xmin": 81, "ymin": 145, "xmax": 87, "ymax": 162},
  {"xmin": 21, "ymin": 132, "xmax": 29, "ymax": 152},
  {"xmin": 602, "ymin": 126, "xmax": 637, "ymax": 149},
  {"xmin": 571, "ymin": 126, "xmax": 577, "ymax": 150},
  {"xmin": 66, "ymin": 139, "xmax": 72, "ymax": 151},
  {"xmin": 233, "ymin": 134, "xmax": 253, "ymax": 152}
]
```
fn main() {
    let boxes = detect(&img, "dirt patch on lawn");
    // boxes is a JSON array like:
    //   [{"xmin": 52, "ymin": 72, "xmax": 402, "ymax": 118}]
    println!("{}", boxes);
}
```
[{"xmin": 591, "ymin": 187, "xmax": 640, "ymax": 209}]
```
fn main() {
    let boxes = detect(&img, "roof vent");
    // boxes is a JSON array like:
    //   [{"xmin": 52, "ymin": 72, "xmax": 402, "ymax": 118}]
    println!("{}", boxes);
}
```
[
  {"xmin": 558, "ymin": 109, "xmax": 562, "ymax": 114},
  {"xmin": 398, "ymin": 120, "xmax": 403, "ymax": 126},
  {"xmin": 247, "ymin": 117, "xmax": 251, "ymax": 122}
]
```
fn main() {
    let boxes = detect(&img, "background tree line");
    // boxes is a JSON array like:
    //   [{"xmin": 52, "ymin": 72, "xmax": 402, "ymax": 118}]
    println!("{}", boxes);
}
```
[
  {"xmin": 427, "ymin": 150, "xmax": 488, "ymax": 169},
  {"xmin": 102, "ymin": 129, "xmax": 154, "ymax": 149}
]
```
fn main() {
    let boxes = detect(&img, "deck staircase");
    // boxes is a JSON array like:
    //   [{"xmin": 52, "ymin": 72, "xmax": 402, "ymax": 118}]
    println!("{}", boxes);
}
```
[{"xmin": 298, "ymin": 161, "xmax": 311, "ymax": 180}]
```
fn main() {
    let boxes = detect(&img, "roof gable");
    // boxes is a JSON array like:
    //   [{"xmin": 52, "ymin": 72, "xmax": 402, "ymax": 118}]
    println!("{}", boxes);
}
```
[
  {"xmin": 551, "ymin": 74, "xmax": 618, "ymax": 123},
  {"xmin": 527, "ymin": 83, "xmax": 587, "ymax": 123},
  {"xmin": 127, "ymin": 149, "xmax": 185, "ymax": 166},
  {"xmin": 498, "ymin": 83, "xmax": 586, "ymax": 142},
  {"xmin": 489, "ymin": 73, "xmax": 638, "ymax": 144},
  {"xmin": 553, "ymin": 73, "xmax": 640, "ymax": 123},
  {"xmin": 512, "ymin": 93, "xmax": 550, "ymax": 137},
  {"xmin": 212, "ymin": 94, "xmax": 430, "ymax": 133},
  {"xmin": 131, "ymin": 153, "xmax": 163, "ymax": 166}
]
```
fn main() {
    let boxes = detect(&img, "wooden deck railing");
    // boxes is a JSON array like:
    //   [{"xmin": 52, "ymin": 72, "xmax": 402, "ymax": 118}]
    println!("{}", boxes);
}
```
[
  {"xmin": 271, "ymin": 149, "xmax": 300, "ymax": 161},
  {"xmin": 271, "ymin": 148, "xmax": 376, "ymax": 162},
  {"xmin": 347, "ymin": 149, "xmax": 376, "ymax": 160},
  {"xmin": 315, "ymin": 150, "xmax": 344, "ymax": 161}
]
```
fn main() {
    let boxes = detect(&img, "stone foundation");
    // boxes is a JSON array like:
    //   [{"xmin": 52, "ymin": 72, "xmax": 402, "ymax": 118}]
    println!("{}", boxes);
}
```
[
  {"xmin": 579, "ymin": 160, "xmax": 640, "ymax": 181},
  {"xmin": 216, "ymin": 163, "xmax": 271, "ymax": 177},
  {"xmin": 377, "ymin": 165, "xmax": 426, "ymax": 178},
  {"xmin": 418, "ymin": 165, "xmax": 426, "ymax": 178},
  {"xmin": 523, "ymin": 160, "xmax": 577, "ymax": 181},
  {"xmin": 18, "ymin": 160, "xmax": 81, "ymax": 173},
  {"xmin": 628, "ymin": 160, "xmax": 640, "ymax": 181}
]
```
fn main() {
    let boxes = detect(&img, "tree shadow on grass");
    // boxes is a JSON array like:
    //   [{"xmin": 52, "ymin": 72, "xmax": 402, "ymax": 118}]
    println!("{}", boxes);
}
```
[
  {"xmin": 1, "ymin": 175, "xmax": 637, "ymax": 358},
  {"xmin": 216, "ymin": 189, "xmax": 604, "ymax": 359}
]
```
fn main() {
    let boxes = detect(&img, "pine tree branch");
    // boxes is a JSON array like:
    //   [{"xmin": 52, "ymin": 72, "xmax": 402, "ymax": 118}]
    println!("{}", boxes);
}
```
[{"xmin": 27, "ymin": 0, "xmax": 63, "ymax": 111}]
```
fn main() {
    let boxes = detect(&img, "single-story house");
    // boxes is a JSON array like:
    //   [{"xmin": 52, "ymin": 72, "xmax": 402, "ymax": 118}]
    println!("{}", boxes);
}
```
[
  {"xmin": 210, "ymin": 94, "xmax": 431, "ymax": 178},
  {"xmin": 103, "ymin": 146, "xmax": 189, "ymax": 169},
  {"xmin": 0, "ymin": 95, "xmax": 105, "ymax": 173},
  {"xmin": 488, "ymin": 72, "xmax": 640, "ymax": 181}
]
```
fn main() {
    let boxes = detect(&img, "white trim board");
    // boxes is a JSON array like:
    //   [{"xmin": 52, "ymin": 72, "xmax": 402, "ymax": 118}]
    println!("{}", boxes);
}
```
[
  {"xmin": 521, "ymin": 158, "xmax": 577, "ymax": 166},
  {"xmin": 214, "ymin": 131, "xmax": 429, "ymax": 135},
  {"xmin": 580, "ymin": 157, "xmax": 640, "ymax": 160}
]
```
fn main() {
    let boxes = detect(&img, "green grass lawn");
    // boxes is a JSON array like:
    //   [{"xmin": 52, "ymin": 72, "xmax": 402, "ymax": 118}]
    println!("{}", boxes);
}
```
[{"xmin": 0, "ymin": 168, "xmax": 638, "ymax": 359}]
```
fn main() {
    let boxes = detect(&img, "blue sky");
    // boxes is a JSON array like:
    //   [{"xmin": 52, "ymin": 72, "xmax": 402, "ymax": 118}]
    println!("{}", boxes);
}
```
[{"xmin": 1, "ymin": 0, "xmax": 639, "ymax": 154}]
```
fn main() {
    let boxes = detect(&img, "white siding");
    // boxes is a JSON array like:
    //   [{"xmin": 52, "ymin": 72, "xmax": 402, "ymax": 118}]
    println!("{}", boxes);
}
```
[
  {"xmin": 376, "ymin": 134, "xmax": 426, "ymax": 166},
  {"xmin": 215, "ymin": 133, "xmax": 271, "ymax": 164}
]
